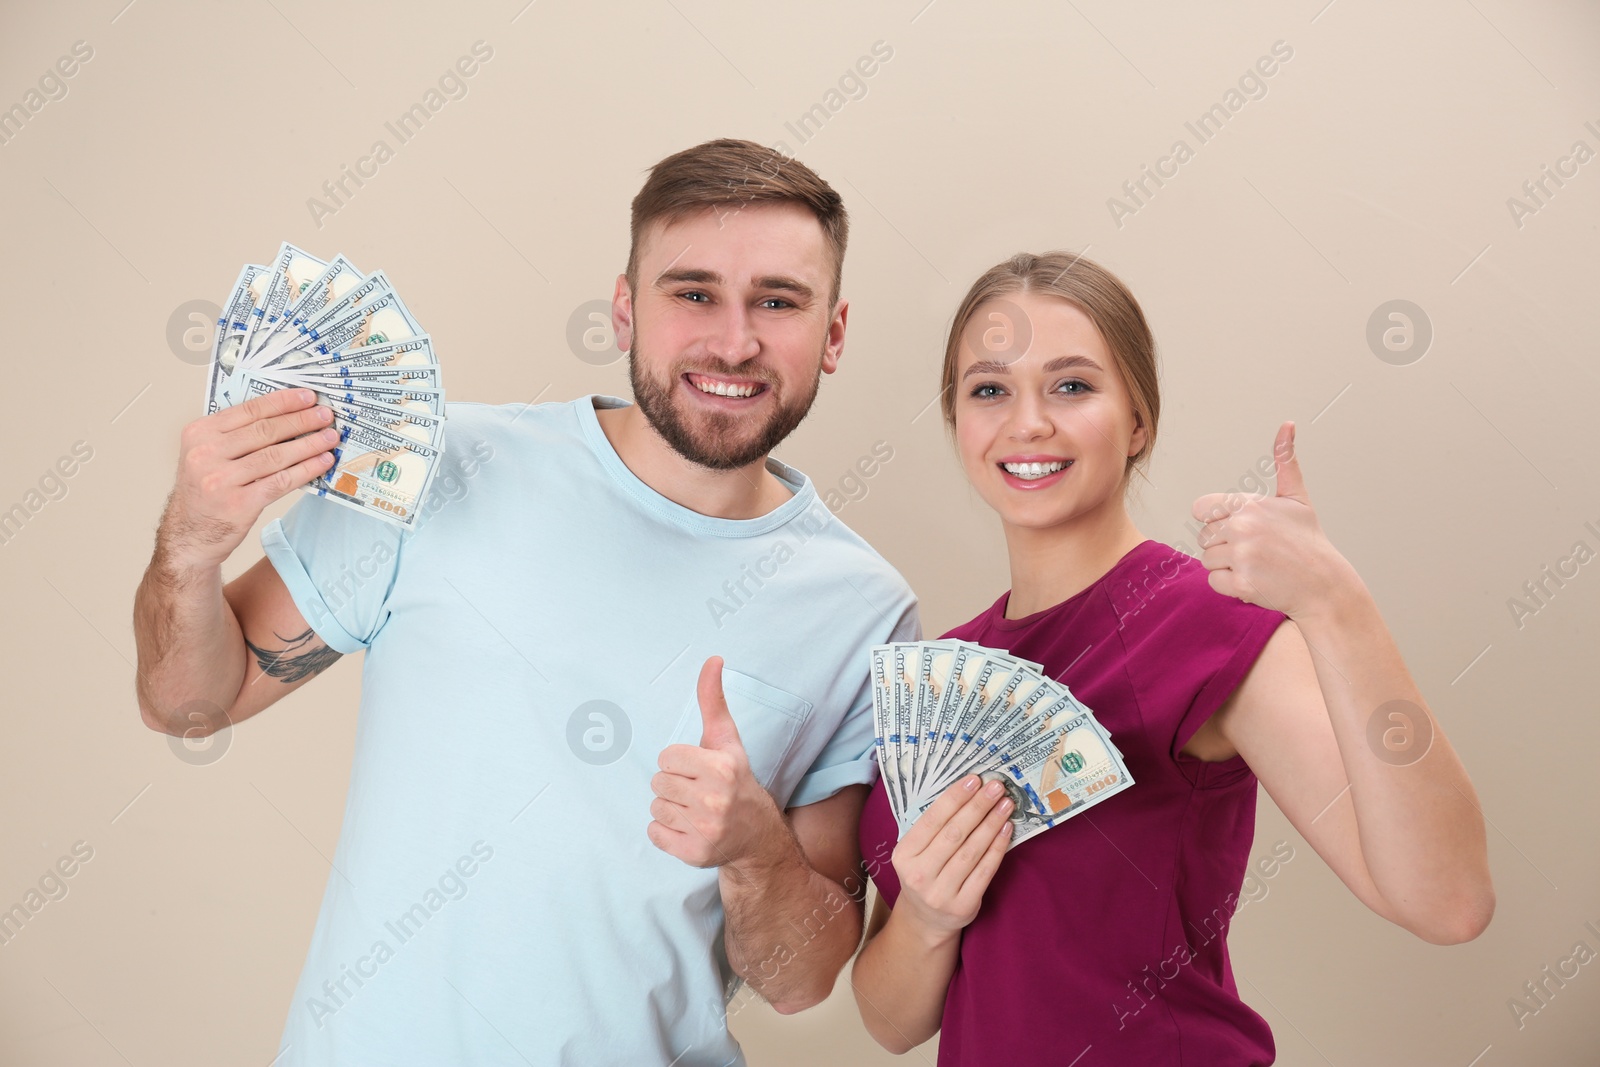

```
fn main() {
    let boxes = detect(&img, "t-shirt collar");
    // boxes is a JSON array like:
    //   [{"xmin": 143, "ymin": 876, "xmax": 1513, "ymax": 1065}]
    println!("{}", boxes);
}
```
[
  {"xmin": 576, "ymin": 393, "xmax": 822, "ymax": 539},
  {"xmin": 990, "ymin": 539, "xmax": 1159, "ymax": 630}
]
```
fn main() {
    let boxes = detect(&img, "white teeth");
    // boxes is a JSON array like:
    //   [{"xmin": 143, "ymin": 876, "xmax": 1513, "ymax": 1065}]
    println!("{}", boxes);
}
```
[
  {"xmin": 692, "ymin": 377, "xmax": 759, "ymax": 398},
  {"xmin": 1002, "ymin": 460, "xmax": 1070, "ymax": 479}
]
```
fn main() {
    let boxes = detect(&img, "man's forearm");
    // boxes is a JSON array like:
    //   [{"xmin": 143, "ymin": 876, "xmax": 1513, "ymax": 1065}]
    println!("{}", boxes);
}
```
[
  {"xmin": 718, "ymin": 800, "xmax": 863, "ymax": 1014},
  {"xmin": 132, "ymin": 537, "xmax": 246, "ymax": 734}
]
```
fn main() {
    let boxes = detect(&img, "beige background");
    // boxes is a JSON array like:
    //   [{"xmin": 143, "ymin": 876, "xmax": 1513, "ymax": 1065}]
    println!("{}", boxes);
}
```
[{"xmin": 1, "ymin": 0, "xmax": 1597, "ymax": 1063}]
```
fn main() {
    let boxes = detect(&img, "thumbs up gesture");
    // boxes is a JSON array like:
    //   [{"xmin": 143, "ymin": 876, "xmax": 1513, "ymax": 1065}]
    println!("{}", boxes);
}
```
[
  {"xmin": 1190, "ymin": 422, "xmax": 1360, "ymax": 620},
  {"xmin": 648, "ymin": 656, "xmax": 779, "ymax": 869}
]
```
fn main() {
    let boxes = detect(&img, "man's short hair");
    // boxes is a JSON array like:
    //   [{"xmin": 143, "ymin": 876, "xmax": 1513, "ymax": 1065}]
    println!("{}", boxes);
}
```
[{"xmin": 626, "ymin": 138, "xmax": 849, "ymax": 307}]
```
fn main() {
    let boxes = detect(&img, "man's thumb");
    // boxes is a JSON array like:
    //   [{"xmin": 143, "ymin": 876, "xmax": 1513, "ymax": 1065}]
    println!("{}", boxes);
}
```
[
  {"xmin": 698, "ymin": 656, "xmax": 741, "ymax": 750},
  {"xmin": 1273, "ymin": 421, "xmax": 1310, "ymax": 503}
]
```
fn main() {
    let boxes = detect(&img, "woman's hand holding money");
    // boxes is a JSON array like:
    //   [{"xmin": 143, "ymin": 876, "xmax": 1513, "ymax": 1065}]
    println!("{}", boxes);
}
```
[{"xmin": 889, "ymin": 774, "xmax": 1014, "ymax": 943}]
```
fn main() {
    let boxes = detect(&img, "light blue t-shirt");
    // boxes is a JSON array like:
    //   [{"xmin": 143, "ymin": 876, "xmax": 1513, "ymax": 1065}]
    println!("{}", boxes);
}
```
[{"xmin": 261, "ymin": 393, "xmax": 920, "ymax": 1066}]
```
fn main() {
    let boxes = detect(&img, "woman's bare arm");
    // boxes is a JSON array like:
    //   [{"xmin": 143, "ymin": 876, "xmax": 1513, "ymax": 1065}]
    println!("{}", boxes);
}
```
[{"xmin": 1195, "ymin": 421, "xmax": 1493, "ymax": 944}]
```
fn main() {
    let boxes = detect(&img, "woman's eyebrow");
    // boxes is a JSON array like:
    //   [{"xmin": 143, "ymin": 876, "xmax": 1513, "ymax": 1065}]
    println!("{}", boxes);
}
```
[{"xmin": 962, "ymin": 354, "xmax": 1103, "ymax": 379}]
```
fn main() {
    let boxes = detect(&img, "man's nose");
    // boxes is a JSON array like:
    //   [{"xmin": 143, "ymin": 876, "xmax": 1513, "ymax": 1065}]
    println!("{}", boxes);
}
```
[{"xmin": 703, "ymin": 304, "xmax": 761, "ymax": 366}]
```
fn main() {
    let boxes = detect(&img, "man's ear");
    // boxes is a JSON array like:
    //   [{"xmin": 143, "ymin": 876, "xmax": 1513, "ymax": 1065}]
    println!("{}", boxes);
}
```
[
  {"xmin": 821, "ymin": 297, "xmax": 849, "ymax": 375},
  {"xmin": 612, "ymin": 273, "xmax": 635, "ymax": 352}
]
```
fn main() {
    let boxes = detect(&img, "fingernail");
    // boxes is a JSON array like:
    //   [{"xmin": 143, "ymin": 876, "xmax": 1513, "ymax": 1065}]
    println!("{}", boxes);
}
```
[
  {"xmin": 963, "ymin": 776, "xmax": 979, "ymax": 791},
  {"xmin": 299, "ymin": 389, "xmax": 314, "ymax": 403},
  {"xmin": 317, "ymin": 406, "xmax": 332, "ymax": 421},
  {"xmin": 985, "ymin": 780, "xmax": 1003, "ymax": 796},
  {"xmin": 998, "ymin": 799, "xmax": 1013, "ymax": 813}
]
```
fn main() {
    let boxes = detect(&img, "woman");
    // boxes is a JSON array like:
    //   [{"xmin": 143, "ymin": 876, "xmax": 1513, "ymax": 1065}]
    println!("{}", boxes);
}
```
[{"xmin": 851, "ymin": 252, "xmax": 1494, "ymax": 1065}]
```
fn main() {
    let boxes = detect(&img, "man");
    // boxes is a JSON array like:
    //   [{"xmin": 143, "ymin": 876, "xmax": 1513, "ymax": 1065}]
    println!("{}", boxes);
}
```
[{"xmin": 133, "ymin": 138, "xmax": 919, "ymax": 1066}]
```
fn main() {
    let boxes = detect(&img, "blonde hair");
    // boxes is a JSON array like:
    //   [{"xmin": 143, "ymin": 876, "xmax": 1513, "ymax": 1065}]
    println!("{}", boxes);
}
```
[{"xmin": 939, "ymin": 251, "xmax": 1160, "ymax": 490}]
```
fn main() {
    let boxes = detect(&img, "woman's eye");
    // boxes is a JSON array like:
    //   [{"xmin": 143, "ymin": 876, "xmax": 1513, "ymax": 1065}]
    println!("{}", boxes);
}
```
[
  {"xmin": 970, "ymin": 383, "xmax": 1002, "ymax": 399},
  {"xmin": 1058, "ymin": 379, "xmax": 1091, "ymax": 395}
]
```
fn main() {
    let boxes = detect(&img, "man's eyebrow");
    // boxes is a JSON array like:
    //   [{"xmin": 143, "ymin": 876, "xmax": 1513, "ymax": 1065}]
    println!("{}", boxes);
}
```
[
  {"xmin": 655, "ymin": 268, "xmax": 720, "ymax": 287},
  {"xmin": 961, "ymin": 354, "xmax": 1103, "ymax": 380},
  {"xmin": 753, "ymin": 275, "xmax": 815, "ymax": 300},
  {"xmin": 653, "ymin": 268, "xmax": 815, "ymax": 301}
]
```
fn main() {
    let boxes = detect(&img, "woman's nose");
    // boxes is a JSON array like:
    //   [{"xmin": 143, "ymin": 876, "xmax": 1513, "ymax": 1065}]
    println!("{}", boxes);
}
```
[{"xmin": 1005, "ymin": 390, "xmax": 1053, "ymax": 441}]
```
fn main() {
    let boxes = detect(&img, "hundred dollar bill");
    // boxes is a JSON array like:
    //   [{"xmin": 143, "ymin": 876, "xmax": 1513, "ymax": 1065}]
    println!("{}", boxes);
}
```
[
  {"xmin": 237, "ymin": 373, "xmax": 444, "ymax": 445},
  {"xmin": 908, "ymin": 710, "xmax": 1133, "ymax": 846},
  {"xmin": 917, "ymin": 650, "xmax": 1008, "ymax": 801},
  {"xmin": 869, "ymin": 646, "xmax": 900, "ymax": 821},
  {"xmin": 974, "ymin": 671, "xmax": 1078, "ymax": 754},
  {"xmin": 265, "ymin": 335, "xmax": 439, "ymax": 380},
  {"xmin": 997, "ymin": 713, "xmax": 1133, "ymax": 847},
  {"xmin": 301, "ymin": 268, "xmax": 393, "ymax": 324},
  {"xmin": 928, "ymin": 672, "xmax": 1064, "ymax": 795},
  {"xmin": 871, "ymin": 640, "xmax": 1134, "ymax": 843},
  {"xmin": 241, "ymin": 370, "xmax": 447, "ymax": 419},
  {"xmin": 249, "ymin": 254, "xmax": 366, "ymax": 359},
  {"xmin": 962, "ymin": 656, "xmax": 1054, "ymax": 747},
  {"xmin": 238, "ymin": 266, "xmax": 275, "ymax": 363},
  {"xmin": 872, "ymin": 644, "xmax": 912, "ymax": 820},
  {"xmin": 287, "ymin": 362, "xmax": 442, "ymax": 392},
  {"xmin": 316, "ymin": 381, "xmax": 445, "ymax": 420},
  {"xmin": 931, "ymin": 680, "xmax": 1086, "ymax": 791},
  {"xmin": 265, "ymin": 282, "xmax": 422, "ymax": 364},
  {"xmin": 281, "ymin": 254, "xmax": 365, "ymax": 331},
  {"xmin": 916, "ymin": 642, "xmax": 983, "ymax": 802},
  {"xmin": 889, "ymin": 643, "xmax": 920, "ymax": 816},
  {"xmin": 311, "ymin": 408, "xmax": 443, "ymax": 528},
  {"xmin": 241, "ymin": 242, "xmax": 328, "ymax": 360},
  {"xmin": 326, "ymin": 391, "xmax": 444, "ymax": 441},
  {"xmin": 206, "ymin": 264, "xmax": 269, "ymax": 416},
  {"xmin": 909, "ymin": 642, "xmax": 960, "ymax": 804},
  {"xmin": 206, "ymin": 245, "xmax": 447, "ymax": 529},
  {"xmin": 920, "ymin": 651, "xmax": 1037, "ymax": 799}
]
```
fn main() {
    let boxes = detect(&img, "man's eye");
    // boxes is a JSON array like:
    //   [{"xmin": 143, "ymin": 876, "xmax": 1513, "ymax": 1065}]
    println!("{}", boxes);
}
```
[
  {"xmin": 679, "ymin": 291, "xmax": 709, "ymax": 303},
  {"xmin": 760, "ymin": 298, "xmax": 793, "ymax": 310}
]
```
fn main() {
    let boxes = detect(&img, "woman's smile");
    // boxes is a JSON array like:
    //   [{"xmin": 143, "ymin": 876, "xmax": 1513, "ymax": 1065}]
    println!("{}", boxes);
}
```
[{"xmin": 996, "ymin": 455, "xmax": 1075, "ymax": 489}]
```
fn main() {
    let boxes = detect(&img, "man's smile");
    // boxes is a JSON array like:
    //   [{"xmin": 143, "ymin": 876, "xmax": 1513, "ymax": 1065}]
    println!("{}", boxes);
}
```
[{"xmin": 683, "ymin": 371, "xmax": 771, "ymax": 402}]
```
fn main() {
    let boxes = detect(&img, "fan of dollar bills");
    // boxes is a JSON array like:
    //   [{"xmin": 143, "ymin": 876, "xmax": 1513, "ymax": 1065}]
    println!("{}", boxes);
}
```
[
  {"xmin": 872, "ymin": 641, "xmax": 1135, "ymax": 848},
  {"xmin": 204, "ymin": 242, "xmax": 445, "ymax": 529}
]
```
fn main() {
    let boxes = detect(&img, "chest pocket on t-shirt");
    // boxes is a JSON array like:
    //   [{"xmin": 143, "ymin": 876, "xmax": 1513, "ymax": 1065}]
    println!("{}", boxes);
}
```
[{"xmin": 666, "ymin": 667, "xmax": 813, "ymax": 804}]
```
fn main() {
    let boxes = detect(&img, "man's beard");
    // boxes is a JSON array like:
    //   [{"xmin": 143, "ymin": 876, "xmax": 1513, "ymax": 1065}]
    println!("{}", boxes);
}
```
[{"xmin": 628, "ymin": 340, "xmax": 824, "ymax": 471}]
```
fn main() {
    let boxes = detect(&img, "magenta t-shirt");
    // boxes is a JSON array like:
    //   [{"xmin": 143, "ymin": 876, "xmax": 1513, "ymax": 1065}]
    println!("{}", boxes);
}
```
[{"xmin": 858, "ymin": 539, "xmax": 1289, "ymax": 1066}]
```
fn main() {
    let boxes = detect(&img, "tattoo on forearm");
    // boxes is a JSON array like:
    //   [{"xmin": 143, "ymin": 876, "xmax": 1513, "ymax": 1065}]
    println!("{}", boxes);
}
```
[{"xmin": 245, "ymin": 628, "xmax": 342, "ymax": 684}]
